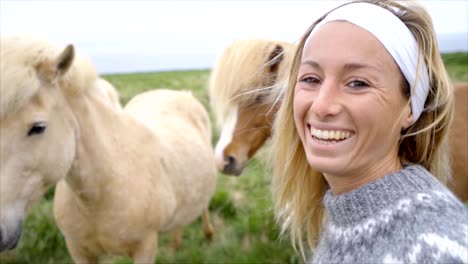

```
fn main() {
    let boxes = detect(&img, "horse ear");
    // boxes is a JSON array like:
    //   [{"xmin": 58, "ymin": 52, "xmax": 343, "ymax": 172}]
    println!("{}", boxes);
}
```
[
  {"xmin": 55, "ymin": 44, "xmax": 74, "ymax": 75},
  {"xmin": 263, "ymin": 45, "xmax": 284, "ymax": 87},
  {"xmin": 36, "ymin": 44, "xmax": 75, "ymax": 83},
  {"xmin": 266, "ymin": 44, "xmax": 284, "ymax": 73}
]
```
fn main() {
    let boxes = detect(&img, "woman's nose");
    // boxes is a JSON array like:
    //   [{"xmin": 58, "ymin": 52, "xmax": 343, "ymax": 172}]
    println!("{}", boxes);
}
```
[{"xmin": 310, "ymin": 81, "xmax": 341, "ymax": 119}]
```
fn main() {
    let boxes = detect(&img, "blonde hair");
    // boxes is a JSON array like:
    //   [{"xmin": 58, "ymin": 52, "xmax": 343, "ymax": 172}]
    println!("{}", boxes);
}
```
[{"xmin": 270, "ymin": 0, "xmax": 454, "ymax": 258}]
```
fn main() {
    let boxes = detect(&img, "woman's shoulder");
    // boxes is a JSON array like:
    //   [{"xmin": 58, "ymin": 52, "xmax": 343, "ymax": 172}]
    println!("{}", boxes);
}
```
[
  {"xmin": 396, "ymin": 164, "xmax": 466, "ymax": 223},
  {"xmin": 402, "ymin": 165, "xmax": 464, "ymax": 203},
  {"xmin": 381, "ymin": 196, "xmax": 467, "ymax": 263},
  {"xmin": 383, "ymin": 165, "xmax": 468, "ymax": 263}
]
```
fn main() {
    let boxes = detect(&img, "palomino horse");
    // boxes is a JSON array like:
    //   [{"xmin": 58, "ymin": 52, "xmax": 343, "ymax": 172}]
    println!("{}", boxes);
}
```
[
  {"xmin": 0, "ymin": 36, "xmax": 83, "ymax": 251},
  {"xmin": 209, "ymin": 38, "xmax": 295, "ymax": 175},
  {"xmin": 0, "ymin": 38, "xmax": 122, "ymax": 250},
  {"xmin": 0, "ymin": 35, "xmax": 217, "ymax": 262}
]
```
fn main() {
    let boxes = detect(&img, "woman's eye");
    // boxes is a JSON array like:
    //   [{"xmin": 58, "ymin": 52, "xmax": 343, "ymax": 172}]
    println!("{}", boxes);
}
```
[
  {"xmin": 300, "ymin": 77, "xmax": 320, "ymax": 84},
  {"xmin": 27, "ymin": 122, "xmax": 47, "ymax": 136},
  {"xmin": 348, "ymin": 80, "xmax": 369, "ymax": 88}
]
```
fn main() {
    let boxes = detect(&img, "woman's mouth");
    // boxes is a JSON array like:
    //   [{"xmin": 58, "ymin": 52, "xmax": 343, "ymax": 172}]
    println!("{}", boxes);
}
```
[{"xmin": 309, "ymin": 126, "xmax": 354, "ymax": 145}]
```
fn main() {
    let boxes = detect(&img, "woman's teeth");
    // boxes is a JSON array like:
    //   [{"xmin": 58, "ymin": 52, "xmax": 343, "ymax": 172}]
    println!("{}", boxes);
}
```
[{"xmin": 310, "ymin": 128, "xmax": 351, "ymax": 141}]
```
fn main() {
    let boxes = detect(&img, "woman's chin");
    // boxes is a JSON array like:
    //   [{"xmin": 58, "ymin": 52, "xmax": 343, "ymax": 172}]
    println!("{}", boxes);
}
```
[{"xmin": 306, "ymin": 155, "xmax": 347, "ymax": 177}]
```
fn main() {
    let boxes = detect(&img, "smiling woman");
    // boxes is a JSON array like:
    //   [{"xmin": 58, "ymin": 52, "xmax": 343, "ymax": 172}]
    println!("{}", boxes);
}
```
[
  {"xmin": 295, "ymin": 20, "xmax": 415, "ymax": 193},
  {"xmin": 269, "ymin": 0, "xmax": 468, "ymax": 263}
]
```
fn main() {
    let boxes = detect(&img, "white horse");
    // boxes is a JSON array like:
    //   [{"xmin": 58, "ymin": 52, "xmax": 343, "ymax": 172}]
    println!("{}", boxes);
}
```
[{"xmin": 0, "ymin": 35, "xmax": 217, "ymax": 262}]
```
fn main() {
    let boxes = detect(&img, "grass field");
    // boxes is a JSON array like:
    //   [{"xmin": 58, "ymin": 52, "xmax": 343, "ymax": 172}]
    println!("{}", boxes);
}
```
[{"xmin": 0, "ymin": 52, "xmax": 466, "ymax": 264}]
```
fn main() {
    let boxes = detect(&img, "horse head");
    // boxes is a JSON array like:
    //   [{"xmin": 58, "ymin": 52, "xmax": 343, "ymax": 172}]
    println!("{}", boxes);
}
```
[
  {"xmin": 0, "ymin": 36, "xmax": 79, "ymax": 251},
  {"xmin": 210, "ymin": 39, "xmax": 293, "ymax": 175}
]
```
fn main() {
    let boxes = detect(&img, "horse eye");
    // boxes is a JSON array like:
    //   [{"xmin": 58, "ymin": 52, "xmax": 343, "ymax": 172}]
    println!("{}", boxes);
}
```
[
  {"xmin": 255, "ymin": 94, "xmax": 265, "ymax": 103},
  {"xmin": 27, "ymin": 122, "xmax": 47, "ymax": 136}
]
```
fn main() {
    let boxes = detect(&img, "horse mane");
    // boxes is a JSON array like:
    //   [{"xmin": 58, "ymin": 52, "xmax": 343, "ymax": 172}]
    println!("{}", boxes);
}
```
[
  {"xmin": 0, "ymin": 35, "xmax": 97, "ymax": 118},
  {"xmin": 209, "ymin": 38, "xmax": 294, "ymax": 128}
]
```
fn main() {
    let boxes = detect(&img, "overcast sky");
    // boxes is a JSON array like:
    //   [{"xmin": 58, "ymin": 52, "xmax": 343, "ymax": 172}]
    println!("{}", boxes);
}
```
[{"xmin": 1, "ymin": 1, "xmax": 467, "ymax": 74}]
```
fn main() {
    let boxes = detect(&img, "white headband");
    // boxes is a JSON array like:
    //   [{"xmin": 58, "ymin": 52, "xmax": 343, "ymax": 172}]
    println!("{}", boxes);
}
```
[{"xmin": 305, "ymin": 2, "xmax": 429, "ymax": 123}]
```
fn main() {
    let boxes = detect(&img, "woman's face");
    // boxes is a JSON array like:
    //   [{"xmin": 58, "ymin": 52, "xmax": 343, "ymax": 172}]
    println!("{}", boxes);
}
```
[{"xmin": 294, "ymin": 21, "xmax": 413, "ymax": 179}]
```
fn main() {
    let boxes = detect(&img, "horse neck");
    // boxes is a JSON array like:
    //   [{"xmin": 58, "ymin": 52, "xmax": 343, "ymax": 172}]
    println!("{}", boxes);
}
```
[{"xmin": 64, "ymin": 90, "xmax": 159, "ymax": 202}]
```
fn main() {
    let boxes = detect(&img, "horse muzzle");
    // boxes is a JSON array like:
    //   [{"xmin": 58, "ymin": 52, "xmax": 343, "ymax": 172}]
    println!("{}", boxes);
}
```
[
  {"xmin": 219, "ymin": 155, "xmax": 245, "ymax": 176},
  {"xmin": 0, "ymin": 221, "xmax": 23, "ymax": 252}
]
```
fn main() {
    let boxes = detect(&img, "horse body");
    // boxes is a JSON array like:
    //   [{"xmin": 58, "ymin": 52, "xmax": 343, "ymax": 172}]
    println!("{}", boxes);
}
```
[
  {"xmin": 54, "ymin": 85, "xmax": 216, "ymax": 262},
  {"xmin": 209, "ymin": 38, "xmax": 294, "ymax": 175},
  {"xmin": 54, "ymin": 90, "xmax": 175, "ymax": 260},
  {"xmin": 449, "ymin": 83, "xmax": 468, "ymax": 201},
  {"xmin": 123, "ymin": 89, "xmax": 217, "ymax": 232}
]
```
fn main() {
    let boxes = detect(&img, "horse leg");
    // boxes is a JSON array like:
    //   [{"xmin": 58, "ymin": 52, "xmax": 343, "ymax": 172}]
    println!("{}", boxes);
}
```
[
  {"xmin": 64, "ymin": 238, "xmax": 98, "ymax": 264},
  {"xmin": 202, "ymin": 209, "xmax": 214, "ymax": 240},
  {"xmin": 170, "ymin": 228, "xmax": 183, "ymax": 252},
  {"xmin": 132, "ymin": 231, "xmax": 158, "ymax": 264}
]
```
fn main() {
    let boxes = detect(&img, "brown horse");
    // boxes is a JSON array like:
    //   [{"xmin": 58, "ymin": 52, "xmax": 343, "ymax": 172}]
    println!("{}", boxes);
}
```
[
  {"xmin": 209, "ymin": 38, "xmax": 295, "ymax": 175},
  {"xmin": 448, "ymin": 83, "xmax": 468, "ymax": 201}
]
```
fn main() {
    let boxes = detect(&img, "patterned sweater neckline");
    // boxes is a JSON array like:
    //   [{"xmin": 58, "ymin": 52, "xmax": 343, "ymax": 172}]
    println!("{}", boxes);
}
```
[{"xmin": 323, "ymin": 165, "xmax": 442, "ymax": 227}]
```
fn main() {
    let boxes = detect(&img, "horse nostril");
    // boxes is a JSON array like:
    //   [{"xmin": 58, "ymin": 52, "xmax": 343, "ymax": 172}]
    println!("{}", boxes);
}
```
[{"xmin": 223, "ymin": 155, "xmax": 236, "ymax": 172}]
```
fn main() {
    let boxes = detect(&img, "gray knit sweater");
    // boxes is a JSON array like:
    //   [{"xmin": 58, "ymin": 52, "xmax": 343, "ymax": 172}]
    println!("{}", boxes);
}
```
[{"xmin": 310, "ymin": 165, "xmax": 468, "ymax": 264}]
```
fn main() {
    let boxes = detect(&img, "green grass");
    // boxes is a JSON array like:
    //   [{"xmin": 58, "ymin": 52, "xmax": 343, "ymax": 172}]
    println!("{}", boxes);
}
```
[
  {"xmin": 442, "ymin": 52, "xmax": 468, "ymax": 82},
  {"xmin": 1, "ymin": 52, "xmax": 466, "ymax": 264},
  {"xmin": 104, "ymin": 70, "xmax": 211, "ymax": 107}
]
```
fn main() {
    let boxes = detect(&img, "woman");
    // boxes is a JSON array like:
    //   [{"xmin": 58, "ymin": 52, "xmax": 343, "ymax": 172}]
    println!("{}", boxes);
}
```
[{"xmin": 270, "ymin": 0, "xmax": 468, "ymax": 263}]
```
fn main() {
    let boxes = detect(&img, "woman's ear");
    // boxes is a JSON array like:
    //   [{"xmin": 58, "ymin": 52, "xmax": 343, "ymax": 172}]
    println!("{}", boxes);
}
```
[{"xmin": 401, "ymin": 102, "xmax": 414, "ymax": 130}]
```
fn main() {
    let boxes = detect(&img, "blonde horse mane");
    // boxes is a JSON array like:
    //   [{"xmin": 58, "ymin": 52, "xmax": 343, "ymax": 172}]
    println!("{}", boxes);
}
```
[
  {"xmin": 0, "ymin": 35, "xmax": 98, "ymax": 119},
  {"xmin": 209, "ymin": 38, "xmax": 294, "ymax": 129}
]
